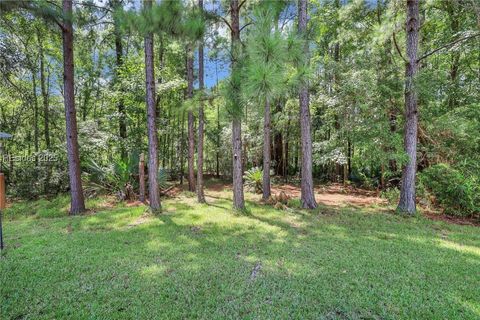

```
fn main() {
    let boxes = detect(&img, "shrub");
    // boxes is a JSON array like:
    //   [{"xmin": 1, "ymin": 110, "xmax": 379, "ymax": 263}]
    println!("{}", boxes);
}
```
[
  {"xmin": 380, "ymin": 187, "xmax": 400, "ymax": 206},
  {"xmin": 419, "ymin": 163, "xmax": 479, "ymax": 217},
  {"xmin": 244, "ymin": 167, "xmax": 263, "ymax": 194},
  {"xmin": 83, "ymin": 158, "xmax": 137, "ymax": 200}
]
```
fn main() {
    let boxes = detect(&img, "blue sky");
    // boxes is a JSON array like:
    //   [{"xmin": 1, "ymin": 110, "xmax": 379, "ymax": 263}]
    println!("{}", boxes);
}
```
[{"xmin": 194, "ymin": 47, "xmax": 230, "ymax": 89}]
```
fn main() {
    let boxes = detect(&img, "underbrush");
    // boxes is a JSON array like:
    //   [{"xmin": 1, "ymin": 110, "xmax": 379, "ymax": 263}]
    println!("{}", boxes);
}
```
[{"xmin": 419, "ymin": 163, "xmax": 479, "ymax": 217}]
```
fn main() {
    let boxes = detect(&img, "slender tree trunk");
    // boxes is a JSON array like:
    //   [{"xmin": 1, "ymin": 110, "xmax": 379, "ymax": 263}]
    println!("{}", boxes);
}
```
[
  {"xmin": 232, "ymin": 117, "xmax": 244, "ymax": 209},
  {"xmin": 262, "ymin": 98, "xmax": 271, "ymax": 200},
  {"xmin": 216, "ymin": 103, "xmax": 220, "ymax": 178},
  {"xmin": 139, "ymin": 153, "xmax": 145, "ymax": 203},
  {"xmin": 273, "ymin": 102, "xmax": 284, "ymax": 176},
  {"xmin": 32, "ymin": 70, "xmax": 39, "ymax": 165},
  {"xmin": 38, "ymin": 31, "xmax": 50, "ymax": 149},
  {"xmin": 230, "ymin": 0, "xmax": 245, "ymax": 209},
  {"xmin": 113, "ymin": 0, "xmax": 127, "ymax": 161},
  {"xmin": 215, "ymin": 61, "xmax": 220, "ymax": 178},
  {"xmin": 197, "ymin": 0, "xmax": 206, "ymax": 203},
  {"xmin": 38, "ymin": 30, "xmax": 51, "ymax": 193},
  {"xmin": 180, "ymin": 111, "xmax": 185, "ymax": 185},
  {"xmin": 447, "ymin": 2, "xmax": 460, "ymax": 110},
  {"xmin": 298, "ymin": 0, "xmax": 317, "ymax": 209},
  {"xmin": 144, "ymin": 0, "xmax": 161, "ymax": 211},
  {"xmin": 397, "ymin": 0, "xmax": 419, "ymax": 215},
  {"xmin": 284, "ymin": 118, "xmax": 290, "ymax": 183},
  {"xmin": 347, "ymin": 138, "xmax": 352, "ymax": 177},
  {"xmin": 62, "ymin": 0, "xmax": 85, "ymax": 214},
  {"xmin": 186, "ymin": 45, "xmax": 196, "ymax": 192}
]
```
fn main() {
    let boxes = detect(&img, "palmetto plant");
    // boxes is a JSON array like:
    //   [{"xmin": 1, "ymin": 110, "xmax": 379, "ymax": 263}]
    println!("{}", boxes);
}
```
[
  {"xmin": 83, "ymin": 158, "xmax": 137, "ymax": 200},
  {"xmin": 244, "ymin": 167, "xmax": 263, "ymax": 194},
  {"xmin": 157, "ymin": 168, "xmax": 169, "ymax": 190}
]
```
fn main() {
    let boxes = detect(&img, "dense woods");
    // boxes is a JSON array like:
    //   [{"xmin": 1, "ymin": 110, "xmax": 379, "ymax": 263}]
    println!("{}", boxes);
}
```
[{"xmin": 0, "ymin": 0, "xmax": 479, "ymax": 217}]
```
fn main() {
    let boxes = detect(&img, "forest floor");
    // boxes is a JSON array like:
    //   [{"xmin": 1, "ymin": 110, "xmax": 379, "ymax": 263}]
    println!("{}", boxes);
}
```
[{"xmin": 1, "ymin": 182, "xmax": 479, "ymax": 319}]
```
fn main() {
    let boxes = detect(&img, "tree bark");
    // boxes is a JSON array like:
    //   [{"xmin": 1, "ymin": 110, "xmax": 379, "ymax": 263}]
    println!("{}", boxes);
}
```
[
  {"xmin": 38, "ymin": 30, "xmax": 50, "ymax": 149},
  {"xmin": 180, "ymin": 110, "xmax": 185, "ymax": 185},
  {"xmin": 112, "ymin": 0, "xmax": 127, "ymax": 161},
  {"xmin": 144, "ymin": 0, "xmax": 161, "ymax": 212},
  {"xmin": 216, "ymin": 103, "xmax": 220, "ymax": 178},
  {"xmin": 62, "ymin": 0, "xmax": 85, "ymax": 214},
  {"xmin": 38, "ymin": 29, "xmax": 51, "ymax": 193},
  {"xmin": 197, "ymin": 0, "xmax": 206, "ymax": 203},
  {"xmin": 397, "ymin": 0, "xmax": 419, "ymax": 215},
  {"xmin": 446, "ymin": 1, "xmax": 460, "ymax": 110},
  {"xmin": 298, "ymin": 0, "xmax": 317, "ymax": 209},
  {"xmin": 284, "ymin": 118, "xmax": 290, "ymax": 182},
  {"xmin": 139, "ymin": 153, "xmax": 145, "ymax": 203},
  {"xmin": 32, "ymin": 69, "xmax": 39, "ymax": 165},
  {"xmin": 262, "ymin": 98, "xmax": 271, "ymax": 200},
  {"xmin": 186, "ymin": 45, "xmax": 196, "ymax": 192},
  {"xmin": 273, "ymin": 102, "xmax": 284, "ymax": 176},
  {"xmin": 230, "ymin": 0, "xmax": 245, "ymax": 210}
]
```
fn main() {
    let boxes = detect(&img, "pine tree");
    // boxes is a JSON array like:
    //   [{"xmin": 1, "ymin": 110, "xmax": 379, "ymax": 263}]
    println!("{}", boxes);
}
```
[
  {"xmin": 397, "ymin": 0, "xmax": 420, "ymax": 214},
  {"xmin": 298, "ymin": 0, "xmax": 317, "ymax": 209}
]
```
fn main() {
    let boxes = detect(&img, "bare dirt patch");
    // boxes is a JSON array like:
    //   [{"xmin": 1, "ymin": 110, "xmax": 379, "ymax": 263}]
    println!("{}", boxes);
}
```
[{"xmin": 271, "ymin": 183, "xmax": 386, "ymax": 208}]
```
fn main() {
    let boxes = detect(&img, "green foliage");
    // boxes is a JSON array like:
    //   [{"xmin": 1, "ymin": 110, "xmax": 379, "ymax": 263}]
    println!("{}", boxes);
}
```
[
  {"xmin": 381, "ymin": 187, "xmax": 400, "ymax": 206},
  {"xmin": 157, "ymin": 167, "xmax": 169, "ymax": 190},
  {"xmin": 116, "ymin": 0, "xmax": 205, "ymax": 42},
  {"xmin": 420, "ymin": 163, "xmax": 480, "ymax": 217},
  {"xmin": 83, "ymin": 156, "xmax": 138, "ymax": 200},
  {"xmin": 243, "ymin": 167, "xmax": 263, "ymax": 194}
]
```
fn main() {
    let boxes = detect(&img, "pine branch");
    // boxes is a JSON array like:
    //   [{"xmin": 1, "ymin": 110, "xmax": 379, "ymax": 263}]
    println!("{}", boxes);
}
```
[
  {"xmin": 239, "ymin": 0, "xmax": 247, "ymax": 10},
  {"xmin": 417, "ymin": 32, "xmax": 480, "ymax": 62},
  {"xmin": 218, "ymin": 15, "xmax": 234, "ymax": 35},
  {"xmin": 239, "ymin": 22, "xmax": 252, "ymax": 33},
  {"xmin": 392, "ymin": 32, "xmax": 407, "ymax": 64}
]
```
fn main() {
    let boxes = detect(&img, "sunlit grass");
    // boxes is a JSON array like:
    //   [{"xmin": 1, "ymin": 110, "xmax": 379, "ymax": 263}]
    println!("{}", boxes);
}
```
[{"xmin": 1, "ymin": 191, "xmax": 479, "ymax": 319}]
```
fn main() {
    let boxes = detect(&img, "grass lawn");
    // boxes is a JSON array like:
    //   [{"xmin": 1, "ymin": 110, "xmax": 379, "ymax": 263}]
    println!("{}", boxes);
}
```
[{"xmin": 1, "ymin": 188, "xmax": 479, "ymax": 319}]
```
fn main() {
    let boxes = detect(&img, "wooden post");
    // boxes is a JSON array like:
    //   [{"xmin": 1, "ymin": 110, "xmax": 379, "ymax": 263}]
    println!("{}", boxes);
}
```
[{"xmin": 139, "ymin": 153, "xmax": 145, "ymax": 203}]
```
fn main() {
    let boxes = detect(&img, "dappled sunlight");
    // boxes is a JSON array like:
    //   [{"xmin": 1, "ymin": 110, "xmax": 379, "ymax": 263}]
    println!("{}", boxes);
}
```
[
  {"xmin": 2, "ymin": 193, "xmax": 479, "ymax": 319},
  {"xmin": 437, "ymin": 239, "xmax": 480, "ymax": 257},
  {"xmin": 459, "ymin": 300, "xmax": 480, "ymax": 318},
  {"xmin": 141, "ymin": 264, "xmax": 166, "ymax": 277}
]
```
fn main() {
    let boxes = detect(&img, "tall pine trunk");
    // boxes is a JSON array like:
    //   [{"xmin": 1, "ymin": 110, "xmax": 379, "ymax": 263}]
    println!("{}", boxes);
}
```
[
  {"xmin": 298, "ymin": 0, "xmax": 317, "ymax": 209},
  {"xmin": 38, "ymin": 31, "xmax": 50, "ymax": 149},
  {"xmin": 262, "ymin": 98, "xmax": 271, "ymax": 200},
  {"xmin": 216, "ymin": 103, "xmax": 220, "ymax": 178},
  {"xmin": 38, "ymin": 29, "xmax": 51, "ymax": 193},
  {"xmin": 62, "ymin": 0, "xmax": 85, "ymax": 214},
  {"xmin": 32, "ymin": 70, "xmax": 39, "ymax": 165},
  {"xmin": 113, "ymin": 0, "xmax": 127, "ymax": 161},
  {"xmin": 144, "ymin": 0, "xmax": 161, "ymax": 211},
  {"xmin": 186, "ymin": 45, "xmax": 196, "ymax": 192},
  {"xmin": 230, "ymin": 0, "xmax": 245, "ymax": 210},
  {"xmin": 397, "ymin": 0, "xmax": 419, "ymax": 214},
  {"xmin": 197, "ymin": 0, "xmax": 206, "ymax": 203}
]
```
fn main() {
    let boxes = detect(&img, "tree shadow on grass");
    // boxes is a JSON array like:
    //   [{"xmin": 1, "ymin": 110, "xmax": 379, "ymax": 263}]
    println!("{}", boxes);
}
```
[{"xmin": 2, "ymin": 199, "xmax": 479, "ymax": 319}]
